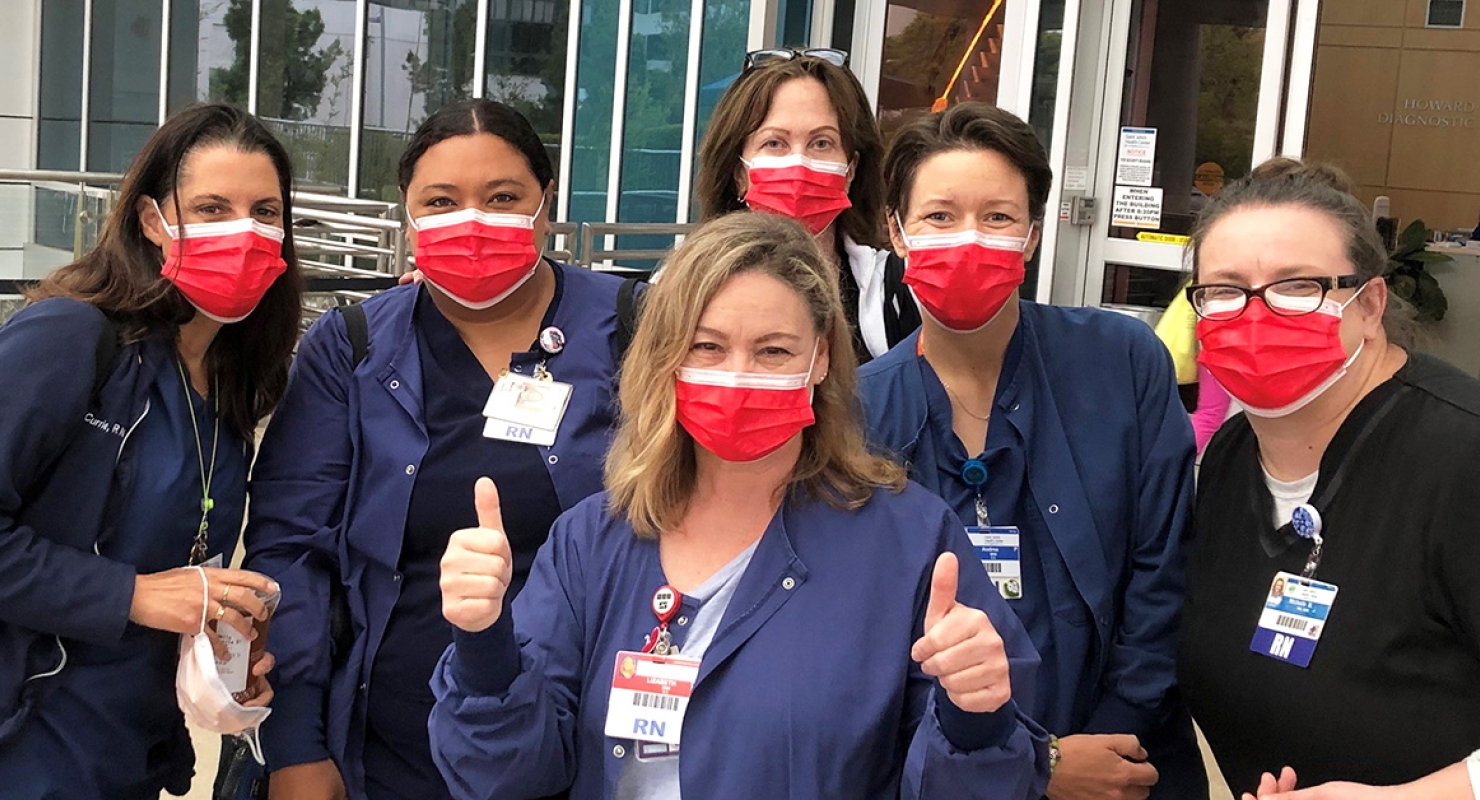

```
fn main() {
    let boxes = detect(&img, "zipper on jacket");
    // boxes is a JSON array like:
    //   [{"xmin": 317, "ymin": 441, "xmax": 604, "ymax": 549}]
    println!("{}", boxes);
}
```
[{"xmin": 116, "ymin": 397, "xmax": 151, "ymax": 464}]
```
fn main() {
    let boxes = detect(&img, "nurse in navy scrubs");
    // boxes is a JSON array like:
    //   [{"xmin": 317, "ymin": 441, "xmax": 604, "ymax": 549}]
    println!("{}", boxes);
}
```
[
  {"xmin": 0, "ymin": 103, "xmax": 299, "ymax": 799},
  {"xmin": 857, "ymin": 103, "xmax": 1204, "ymax": 800},
  {"xmin": 431, "ymin": 211, "xmax": 1048, "ymax": 800},
  {"xmin": 244, "ymin": 99, "xmax": 628, "ymax": 800}
]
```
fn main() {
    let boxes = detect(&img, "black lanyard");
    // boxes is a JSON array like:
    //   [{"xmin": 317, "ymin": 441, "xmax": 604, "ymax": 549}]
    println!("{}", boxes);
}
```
[{"xmin": 1282, "ymin": 388, "xmax": 1402, "ymax": 578}]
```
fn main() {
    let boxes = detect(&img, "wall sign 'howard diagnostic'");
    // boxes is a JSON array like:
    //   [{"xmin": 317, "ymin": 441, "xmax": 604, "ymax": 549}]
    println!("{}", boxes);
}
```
[{"xmin": 1378, "ymin": 98, "xmax": 1477, "ymax": 128}]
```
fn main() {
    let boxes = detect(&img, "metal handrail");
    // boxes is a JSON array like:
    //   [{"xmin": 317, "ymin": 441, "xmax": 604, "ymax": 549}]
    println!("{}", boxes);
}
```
[{"xmin": 580, "ymin": 222, "xmax": 694, "ymax": 270}]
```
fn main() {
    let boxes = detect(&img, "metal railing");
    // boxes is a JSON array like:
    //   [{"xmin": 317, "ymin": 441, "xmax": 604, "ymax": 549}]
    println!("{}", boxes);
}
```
[{"xmin": 0, "ymin": 169, "xmax": 694, "ymax": 324}]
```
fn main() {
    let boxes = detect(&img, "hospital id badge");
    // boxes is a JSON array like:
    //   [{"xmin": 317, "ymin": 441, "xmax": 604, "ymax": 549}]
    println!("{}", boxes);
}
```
[
  {"xmin": 968, "ymin": 526, "xmax": 1022, "ymax": 600},
  {"xmin": 604, "ymin": 651, "xmax": 700, "ymax": 746},
  {"xmin": 1249, "ymin": 571, "xmax": 1338, "ymax": 668},
  {"xmin": 482, "ymin": 373, "xmax": 571, "ymax": 446}
]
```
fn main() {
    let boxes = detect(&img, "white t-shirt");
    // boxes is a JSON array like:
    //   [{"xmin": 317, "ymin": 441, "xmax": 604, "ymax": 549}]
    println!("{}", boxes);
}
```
[{"xmin": 1262, "ymin": 466, "xmax": 1318, "ymax": 529}]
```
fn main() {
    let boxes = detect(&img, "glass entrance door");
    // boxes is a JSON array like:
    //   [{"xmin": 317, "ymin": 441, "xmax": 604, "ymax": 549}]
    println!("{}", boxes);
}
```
[{"xmin": 1082, "ymin": 0, "xmax": 1290, "ymax": 314}]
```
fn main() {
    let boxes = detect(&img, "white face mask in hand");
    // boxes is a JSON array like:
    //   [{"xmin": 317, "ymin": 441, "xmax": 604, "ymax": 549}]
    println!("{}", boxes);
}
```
[{"xmin": 175, "ymin": 564, "xmax": 271, "ymax": 764}]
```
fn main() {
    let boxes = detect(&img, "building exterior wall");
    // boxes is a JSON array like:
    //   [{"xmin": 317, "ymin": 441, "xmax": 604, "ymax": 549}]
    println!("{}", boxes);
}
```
[{"xmin": 1305, "ymin": 0, "xmax": 1480, "ymax": 233}]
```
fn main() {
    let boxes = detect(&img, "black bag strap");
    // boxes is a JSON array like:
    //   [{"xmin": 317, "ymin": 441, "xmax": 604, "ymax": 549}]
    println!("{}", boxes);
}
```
[
  {"xmin": 616, "ymin": 277, "xmax": 644, "ymax": 361},
  {"xmin": 341, "ymin": 302, "xmax": 370, "ymax": 368},
  {"xmin": 881, "ymin": 251, "xmax": 921, "ymax": 350},
  {"xmin": 91, "ymin": 313, "xmax": 119, "ymax": 399}
]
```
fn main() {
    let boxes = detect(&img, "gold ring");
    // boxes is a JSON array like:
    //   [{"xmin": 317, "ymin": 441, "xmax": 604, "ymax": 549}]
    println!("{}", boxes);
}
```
[
  {"xmin": 221, "ymin": 585, "xmax": 231, "ymax": 603},
  {"xmin": 216, "ymin": 603, "xmax": 227, "ymax": 621}
]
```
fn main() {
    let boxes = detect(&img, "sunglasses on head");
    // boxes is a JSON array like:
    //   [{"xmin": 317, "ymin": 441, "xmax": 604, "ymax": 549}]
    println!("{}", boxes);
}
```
[{"xmin": 743, "ymin": 48, "xmax": 850, "ymax": 71}]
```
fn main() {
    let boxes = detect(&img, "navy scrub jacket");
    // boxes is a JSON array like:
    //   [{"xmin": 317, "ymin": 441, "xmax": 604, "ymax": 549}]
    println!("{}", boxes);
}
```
[
  {"xmin": 244, "ymin": 262, "xmax": 626, "ymax": 798},
  {"xmin": 858, "ymin": 301, "xmax": 1205, "ymax": 797}
]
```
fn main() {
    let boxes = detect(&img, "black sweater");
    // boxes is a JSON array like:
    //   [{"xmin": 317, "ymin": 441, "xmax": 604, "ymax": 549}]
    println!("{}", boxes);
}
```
[{"xmin": 1179, "ymin": 352, "xmax": 1480, "ymax": 792}]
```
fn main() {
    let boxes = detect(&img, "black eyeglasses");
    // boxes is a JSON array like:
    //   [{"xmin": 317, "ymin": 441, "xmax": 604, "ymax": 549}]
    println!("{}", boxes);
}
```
[
  {"xmin": 743, "ymin": 48, "xmax": 850, "ymax": 72},
  {"xmin": 1186, "ymin": 275, "xmax": 1365, "ymax": 321}
]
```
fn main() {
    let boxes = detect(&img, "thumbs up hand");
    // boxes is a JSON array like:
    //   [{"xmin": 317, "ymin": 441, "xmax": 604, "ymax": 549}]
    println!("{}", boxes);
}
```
[
  {"xmin": 441, "ymin": 478, "xmax": 515, "ymax": 633},
  {"xmin": 910, "ymin": 552, "xmax": 1012, "ymax": 714}
]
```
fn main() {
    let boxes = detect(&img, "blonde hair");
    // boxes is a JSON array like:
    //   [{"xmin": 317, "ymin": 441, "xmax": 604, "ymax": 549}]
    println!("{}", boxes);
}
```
[{"xmin": 604, "ymin": 212, "xmax": 906, "ymax": 538}]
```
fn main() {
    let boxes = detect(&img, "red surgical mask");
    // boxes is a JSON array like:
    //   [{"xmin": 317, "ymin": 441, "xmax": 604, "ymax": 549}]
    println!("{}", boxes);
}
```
[
  {"xmin": 674, "ymin": 346, "xmax": 819, "ymax": 463},
  {"xmin": 153, "ymin": 200, "xmax": 288, "ymax": 324},
  {"xmin": 1196, "ymin": 288, "xmax": 1367, "ymax": 418},
  {"xmin": 409, "ymin": 199, "xmax": 543, "ymax": 309},
  {"xmin": 900, "ymin": 223, "xmax": 1030, "ymax": 332},
  {"xmin": 742, "ymin": 154, "xmax": 852, "ymax": 235}
]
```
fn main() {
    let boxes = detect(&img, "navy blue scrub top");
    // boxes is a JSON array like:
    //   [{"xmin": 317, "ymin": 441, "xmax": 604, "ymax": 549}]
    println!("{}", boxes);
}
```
[
  {"xmin": 1, "ymin": 349, "xmax": 248, "ymax": 800},
  {"xmin": 917, "ymin": 331, "xmax": 1095, "ymax": 733},
  {"xmin": 363, "ymin": 287, "xmax": 564, "ymax": 800}
]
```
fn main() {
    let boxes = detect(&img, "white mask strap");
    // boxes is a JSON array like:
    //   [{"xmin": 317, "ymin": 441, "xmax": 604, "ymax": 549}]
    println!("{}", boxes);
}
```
[
  {"xmin": 151, "ymin": 198, "xmax": 179, "ymax": 240},
  {"xmin": 406, "ymin": 191, "xmax": 548, "ymax": 232}
]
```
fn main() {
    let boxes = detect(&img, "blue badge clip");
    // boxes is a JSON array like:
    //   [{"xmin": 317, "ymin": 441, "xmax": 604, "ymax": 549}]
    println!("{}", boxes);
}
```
[
  {"xmin": 1291, "ymin": 504, "xmax": 1322, "ymax": 541},
  {"xmin": 960, "ymin": 459, "xmax": 988, "ymax": 488}
]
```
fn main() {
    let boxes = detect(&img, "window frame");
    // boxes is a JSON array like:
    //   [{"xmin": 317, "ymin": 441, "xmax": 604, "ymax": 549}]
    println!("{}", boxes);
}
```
[{"xmin": 1426, "ymin": 0, "xmax": 1466, "ymax": 29}]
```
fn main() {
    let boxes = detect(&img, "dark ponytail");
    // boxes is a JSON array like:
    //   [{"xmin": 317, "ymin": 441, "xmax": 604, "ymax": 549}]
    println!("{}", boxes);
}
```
[{"xmin": 397, "ymin": 99, "xmax": 554, "ymax": 193}]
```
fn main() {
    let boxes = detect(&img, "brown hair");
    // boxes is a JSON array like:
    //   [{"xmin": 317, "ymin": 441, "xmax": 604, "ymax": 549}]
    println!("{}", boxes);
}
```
[
  {"xmin": 27, "ymin": 103, "xmax": 303, "ymax": 440},
  {"xmin": 695, "ymin": 57, "xmax": 886, "ymax": 249},
  {"xmin": 604, "ymin": 212, "xmax": 905, "ymax": 538},
  {"xmin": 1189, "ymin": 157, "xmax": 1415, "ymax": 343},
  {"xmin": 884, "ymin": 102, "xmax": 1054, "ymax": 221}
]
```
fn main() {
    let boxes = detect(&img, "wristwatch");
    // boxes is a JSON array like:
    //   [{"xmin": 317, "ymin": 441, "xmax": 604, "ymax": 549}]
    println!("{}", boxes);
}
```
[{"xmin": 1048, "ymin": 735, "xmax": 1062, "ymax": 776}]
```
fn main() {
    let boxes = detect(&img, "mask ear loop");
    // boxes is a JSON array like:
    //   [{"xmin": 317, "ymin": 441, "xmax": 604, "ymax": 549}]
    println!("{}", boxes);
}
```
[{"xmin": 892, "ymin": 212, "xmax": 913, "ymax": 251}]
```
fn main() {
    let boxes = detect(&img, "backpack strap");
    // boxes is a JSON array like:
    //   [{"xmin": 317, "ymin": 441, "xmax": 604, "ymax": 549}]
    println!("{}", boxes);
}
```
[
  {"xmin": 341, "ymin": 303, "xmax": 370, "ymax": 368},
  {"xmin": 616, "ymin": 277, "xmax": 644, "ymax": 362}
]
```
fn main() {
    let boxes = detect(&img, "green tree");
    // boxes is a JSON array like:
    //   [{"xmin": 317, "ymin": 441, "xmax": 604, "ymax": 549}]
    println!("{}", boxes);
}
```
[
  {"xmin": 403, "ymin": 0, "xmax": 478, "ymax": 125},
  {"xmin": 211, "ymin": 0, "xmax": 344, "ymax": 120},
  {"xmin": 882, "ymin": 12, "xmax": 974, "ymax": 98},
  {"xmin": 1196, "ymin": 24, "xmax": 1264, "ymax": 181}
]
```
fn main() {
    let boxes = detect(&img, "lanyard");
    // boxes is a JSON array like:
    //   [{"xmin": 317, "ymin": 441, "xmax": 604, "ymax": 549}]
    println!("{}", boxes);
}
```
[
  {"xmin": 642, "ymin": 584, "xmax": 681, "ymax": 656},
  {"xmin": 176, "ymin": 358, "xmax": 221, "ymax": 567},
  {"xmin": 962, "ymin": 459, "xmax": 991, "ymax": 527},
  {"xmin": 1281, "ymin": 389, "xmax": 1402, "ymax": 580}
]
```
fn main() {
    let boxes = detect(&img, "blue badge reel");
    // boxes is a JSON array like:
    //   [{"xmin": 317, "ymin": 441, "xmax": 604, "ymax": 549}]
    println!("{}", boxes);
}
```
[{"xmin": 960, "ymin": 459, "xmax": 1023, "ymax": 600}]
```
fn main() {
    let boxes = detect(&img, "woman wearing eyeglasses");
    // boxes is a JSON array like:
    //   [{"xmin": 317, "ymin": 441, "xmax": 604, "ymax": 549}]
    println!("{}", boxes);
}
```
[
  {"xmin": 1178, "ymin": 158, "xmax": 1480, "ymax": 799},
  {"xmin": 695, "ymin": 48, "xmax": 919, "ymax": 363}
]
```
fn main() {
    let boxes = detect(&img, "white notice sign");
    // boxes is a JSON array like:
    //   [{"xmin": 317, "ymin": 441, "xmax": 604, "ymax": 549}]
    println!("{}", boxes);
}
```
[
  {"xmin": 1111, "ymin": 186, "xmax": 1164, "ymax": 229},
  {"xmin": 1063, "ymin": 165, "xmax": 1089, "ymax": 192},
  {"xmin": 1116, "ymin": 127, "xmax": 1157, "ymax": 186}
]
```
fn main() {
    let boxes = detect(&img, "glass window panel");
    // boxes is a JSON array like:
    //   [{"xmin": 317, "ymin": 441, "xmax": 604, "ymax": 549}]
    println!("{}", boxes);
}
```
[
  {"xmin": 1428, "ymin": 0, "xmax": 1465, "ymax": 27},
  {"xmin": 567, "ymin": 0, "xmax": 620, "ymax": 225},
  {"xmin": 87, "ymin": 0, "xmax": 165, "ymax": 173},
  {"xmin": 775, "ymin": 0, "xmax": 811, "ymax": 47},
  {"xmin": 484, "ymin": 0, "xmax": 566, "ymax": 183},
  {"xmin": 359, "ymin": 0, "xmax": 474, "ymax": 201},
  {"xmin": 689, "ymin": 0, "xmax": 749, "ymax": 221},
  {"xmin": 38, "ymin": 0, "xmax": 86, "ymax": 170},
  {"xmin": 615, "ymin": 0, "xmax": 690, "ymax": 269},
  {"xmin": 1027, "ymin": 0, "xmax": 1065, "ymax": 150},
  {"xmin": 878, "ymin": 0, "xmax": 1010, "ymax": 144},
  {"xmin": 1110, "ymin": 0, "xmax": 1267, "ymax": 240},
  {"xmin": 167, "ymin": 0, "xmax": 241, "ymax": 112},
  {"xmin": 256, "ymin": 0, "xmax": 356, "ymax": 193}
]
